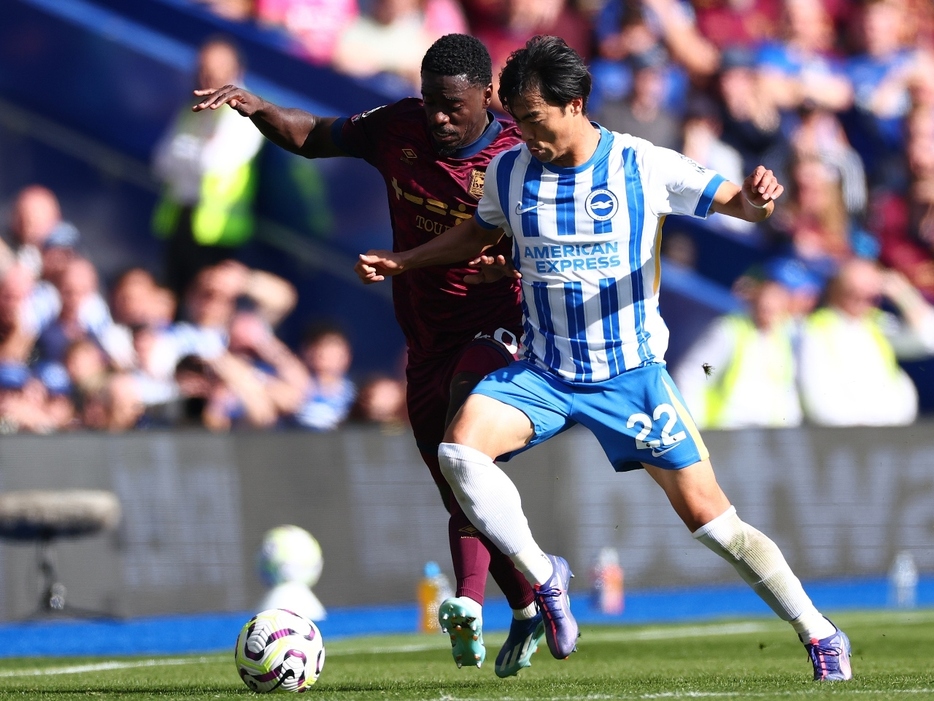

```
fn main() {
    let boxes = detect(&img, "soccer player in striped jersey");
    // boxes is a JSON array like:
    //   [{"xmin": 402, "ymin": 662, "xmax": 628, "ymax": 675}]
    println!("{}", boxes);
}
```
[
  {"xmin": 355, "ymin": 36, "xmax": 852, "ymax": 682},
  {"xmin": 193, "ymin": 34, "xmax": 545, "ymax": 676}
]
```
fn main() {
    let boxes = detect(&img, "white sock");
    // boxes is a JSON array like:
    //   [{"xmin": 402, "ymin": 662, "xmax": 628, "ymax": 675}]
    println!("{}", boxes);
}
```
[
  {"xmin": 790, "ymin": 613, "xmax": 836, "ymax": 642},
  {"xmin": 513, "ymin": 546, "xmax": 554, "ymax": 586},
  {"xmin": 513, "ymin": 603, "xmax": 538, "ymax": 620},
  {"xmin": 438, "ymin": 441, "xmax": 539, "ymax": 557},
  {"xmin": 693, "ymin": 506, "xmax": 834, "ymax": 640}
]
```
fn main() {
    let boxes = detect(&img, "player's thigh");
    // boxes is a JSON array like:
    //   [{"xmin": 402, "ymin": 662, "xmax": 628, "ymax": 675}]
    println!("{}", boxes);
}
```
[
  {"xmin": 447, "ymin": 335, "xmax": 516, "ymax": 426},
  {"xmin": 406, "ymin": 356, "xmax": 454, "ymax": 451},
  {"xmin": 446, "ymin": 393, "xmax": 534, "ymax": 458},
  {"xmin": 642, "ymin": 459, "xmax": 732, "ymax": 532},
  {"xmin": 445, "ymin": 360, "xmax": 574, "ymax": 458},
  {"xmin": 576, "ymin": 363, "xmax": 708, "ymax": 472}
]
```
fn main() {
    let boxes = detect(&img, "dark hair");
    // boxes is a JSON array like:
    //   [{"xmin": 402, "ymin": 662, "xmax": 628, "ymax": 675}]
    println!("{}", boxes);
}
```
[
  {"xmin": 498, "ymin": 36, "xmax": 592, "ymax": 116},
  {"xmin": 421, "ymin": 34, "xmax": 493, "ymax": 87},
  {"xmin": 301, "ymin": 320, "xmax": 349, "ymax": 347}
]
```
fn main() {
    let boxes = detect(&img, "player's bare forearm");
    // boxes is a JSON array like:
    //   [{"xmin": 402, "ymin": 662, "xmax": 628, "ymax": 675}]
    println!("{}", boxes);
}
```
[
  {"xmin": 712, "ymin": 166, "xmax": 783, "ymax": 223},
  {"xmin": 192, "ymin": 85, "xmax": 343, "ymax": 158},
  {"xmin": 356, "ymin": 218, "xmax": 503, "ymax": 284},
  {"xmin": 251, "ymin": 107, "xmax": 342, "ymax": 158},
  {"xmin": 403, "ymin": 218, "xmax": 502, "ymax": 268}
]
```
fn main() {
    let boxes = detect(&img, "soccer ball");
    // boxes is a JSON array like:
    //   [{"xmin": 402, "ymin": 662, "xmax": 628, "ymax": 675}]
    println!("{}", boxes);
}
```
[
  {"xmin": 234, "ymin": 608, "xmax": 326, "ymax": 692},
  {"xmin": 257, "ymin": 525, "xmax": 324, "ymax": 587}
]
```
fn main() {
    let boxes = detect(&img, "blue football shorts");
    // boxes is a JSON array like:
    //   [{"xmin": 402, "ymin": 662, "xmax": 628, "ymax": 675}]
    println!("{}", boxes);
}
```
[{"xmin": 472, "ymin": 360, "xmax": 709, "ymax": 472}]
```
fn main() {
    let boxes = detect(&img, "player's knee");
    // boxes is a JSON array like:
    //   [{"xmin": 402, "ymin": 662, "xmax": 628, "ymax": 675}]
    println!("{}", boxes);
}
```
[
  {"xmin": 693, "ymin": 506, "xmax": 779, "ymax": 565},
  {"xmin": 693, "ymin": 505, "xmax": 747, "ymax": 561},
  {"xmin": 438, "ymin": 442, "xmax": 462, "ymax": 483}
]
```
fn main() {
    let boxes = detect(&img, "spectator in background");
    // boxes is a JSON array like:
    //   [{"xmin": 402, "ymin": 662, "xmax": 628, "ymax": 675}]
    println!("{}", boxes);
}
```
[
  {"xmin": 765, "ymin": 153, "xmax": 876, "ymax": 284},
  {"xmin": 332, "ymin": 0, "xmax": 467, "ymax": 88},
  {"xmin": 673, "ymin": 264, "xmax": 802, "ymax": 429},
  {"xmin": 798, "ymin": 258, "xmax": 934, "ymax": 426},
  {"xmin": 0, "ymin": 265, "xmax": 36, "ymax": 364},
  {"xmin": 104, "ymin": 267, "xmax": 180, "ymax": 416},
  {"xmin": 0, "ymin": 362, "xmax": 57, "ymax": 434},
  {"xmin": 769, "ymin": 104, "xmax": 868, "ymax": 220},
  {"xmin": 591, "ymin": 0, "xmax": 717, "ymax": 115},
  {"xmin": 33, "ymin": 256, "xmax": 134, "ymax": 370},
  {"xmin": 109, "ymin": 267, "xmax": 175, "ymax": 329},
  {"xmin": 595, "ymin": 48, "xmax": 682, "ymax": 150},
  {"xmin": 256, "ymin": 0, "xmax": 358, "ymax": 65},
  {"xmin": 228, "ymin": 309, "xmax": 310, "ymax": 421},
  {"xmin": 756, "ymin": 0, "xmax": 853, "ymax": 116},
  {"xmin": 463, "ymin": 0, "xmax": 591, "ymax": 110},
  {"xmin": 762, "ymin": 255, "xmax": 824, "ymax": 320},
  {"xmin": 717, "ymin": 46, "xmax": 785, "ymax": 174},
  {"xmin": 63, "ymin": 338, "xmax": 111, "ymax": 420},
  {"xmin": 843, "ymin": 0, "xmax": 926, "ymax": 188},
  {"xmin": 87, "ymin": 372, "xmax": 148, "ymax": 432},
  {"xmin": 680, "ymin": 92, "xmax": 750, "ymax": 233},
  {"xmin": 692, "ymin": 0, "xmax": 783, "ymax": 50},
  {"xmin": 35, "ymin": 361, "xmax": 76, "ymax": 431},
  {"xmin": 152, "ymin": 37, "xmax": 265, "ymax": 301},
  {"xmin": 166, "ymin": 261, "xmax": 297, "ymax": 371},
  {"xmin": 349, "ymin": 372, "xmax": 408, "ymax": 430},
  {"xmin": 870, "ymin": 98, "xmax": 934, "ymax": 301},
  {"xmin": 290, "ymin": 322, "xmax": 355, "ymax": 431},
  {"xmin": 1, "ymin": 185, "xmax": 79, "ymax": 280},
  {"xmin": 174, "ymin": 351, "xmax": 278, "ymax": 430}
]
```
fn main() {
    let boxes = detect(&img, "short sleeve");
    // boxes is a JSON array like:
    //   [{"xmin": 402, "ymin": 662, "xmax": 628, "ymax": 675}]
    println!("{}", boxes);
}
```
[
  {"xmin": 332, "ymin": 104, "xmax": 390, "ymax": 160},
  {"xmin": 475, "ymin": 151, "xmax": 509, "ymax": 231},
  {"xmin": 642, "ymin": 144, "xmax": 725, "ymax": 219}
]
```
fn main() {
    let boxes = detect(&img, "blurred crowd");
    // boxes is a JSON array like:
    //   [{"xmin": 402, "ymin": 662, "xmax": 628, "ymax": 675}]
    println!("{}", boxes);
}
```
[
  {"xmin": 0, "ymin": 185, "xmax": 408, "ymax": 433},
  {"xmin": 4, "ymin": 0, "xmax": 934, "ymax": 433},
  {"xmin": 189, "ymin": 0, "xmax": 934, "ymax": 296}
]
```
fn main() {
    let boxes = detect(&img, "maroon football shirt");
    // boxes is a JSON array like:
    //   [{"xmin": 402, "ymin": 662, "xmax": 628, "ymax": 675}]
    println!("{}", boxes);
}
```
[{"xmin": 335, "ymin": 98, "xmax": 523, "ymax": 361}]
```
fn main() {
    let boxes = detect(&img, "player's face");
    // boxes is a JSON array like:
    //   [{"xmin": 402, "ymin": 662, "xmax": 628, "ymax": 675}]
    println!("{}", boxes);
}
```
[
  {"xmin": 508, "ymin": 91, "xmax": 582, "ymax": 167},
  {"xmin": 421, "ymin": 72, "xmax": 493, "ymax": 155}
]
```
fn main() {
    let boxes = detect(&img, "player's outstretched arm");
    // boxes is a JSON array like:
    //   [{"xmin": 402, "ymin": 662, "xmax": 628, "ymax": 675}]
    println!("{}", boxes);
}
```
[
  {"xmin": 355, "ymin": 218, "xmax": 504, "ymax": 284},
  {"xmin": 711, "ymin": 165, "xmax": 784, "ymax": 223},
  {"xmin": 192, "ymin": 85, "xmax": 345, "ymax": 158}
]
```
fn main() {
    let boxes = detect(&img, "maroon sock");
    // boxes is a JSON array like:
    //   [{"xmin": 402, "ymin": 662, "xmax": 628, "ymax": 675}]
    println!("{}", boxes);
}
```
[
  {"xmin": 448, "ymin": 505, "xmax": 535, "ymax": 609},
  {"xmin": 448, "ymin": 505, "xmax": 492, "ymax": 604}
]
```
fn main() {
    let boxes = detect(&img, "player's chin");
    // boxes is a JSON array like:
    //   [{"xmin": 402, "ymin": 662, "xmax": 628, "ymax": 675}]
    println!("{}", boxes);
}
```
[{"xmin": 432, "ymin": 132, "xmax": 461, "ymax": 155}]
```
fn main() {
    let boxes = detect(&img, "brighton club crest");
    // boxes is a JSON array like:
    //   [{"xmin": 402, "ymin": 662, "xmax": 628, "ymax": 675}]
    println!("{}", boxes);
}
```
[{"xmin": 585, "ymin": 189, "xmax": 619, "ymax": 221}]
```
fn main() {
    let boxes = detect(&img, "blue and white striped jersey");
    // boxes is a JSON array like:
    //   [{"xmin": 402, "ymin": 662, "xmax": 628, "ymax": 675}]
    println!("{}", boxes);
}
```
[{"xmin": 476, "ymin": 125, "xmax": 725, "ymax": 382}]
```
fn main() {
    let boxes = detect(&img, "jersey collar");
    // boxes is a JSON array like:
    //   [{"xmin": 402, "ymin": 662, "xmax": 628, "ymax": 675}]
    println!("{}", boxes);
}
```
[
  {"xmin": 445, "ymin": 112, "xmax": 503, "ymax": 159},
  {"xmin": 541, "ymin": 123, "xmax": 612, "ymax": 175}
]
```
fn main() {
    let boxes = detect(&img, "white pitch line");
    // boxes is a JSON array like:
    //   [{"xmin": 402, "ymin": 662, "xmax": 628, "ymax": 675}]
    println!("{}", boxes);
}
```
[{"xmin": 0, "ymin": 656, "xmax": 211, "ymax": 678}]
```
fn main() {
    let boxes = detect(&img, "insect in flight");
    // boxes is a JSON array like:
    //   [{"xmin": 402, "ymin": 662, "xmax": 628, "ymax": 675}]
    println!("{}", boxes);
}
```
[{"xmin": 702, "ymin": 363, "xmax": 715, "ymax": 377}]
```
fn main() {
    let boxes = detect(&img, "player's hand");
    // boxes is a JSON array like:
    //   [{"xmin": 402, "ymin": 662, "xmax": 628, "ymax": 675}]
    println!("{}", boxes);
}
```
[
  {"xmin": 355, "ymin": 251, "xmax": 404, "ymax": 284},
  {"xmin": 464, "ymin": 254, "xmax": 521, "ymax": 285},
  {"xmin": 192, "ymin": 85, "xmax": 263, "ymax": 117},
  {"xmin": 743, "ymin": 165, "xmax": 783, "ymax": 208}
]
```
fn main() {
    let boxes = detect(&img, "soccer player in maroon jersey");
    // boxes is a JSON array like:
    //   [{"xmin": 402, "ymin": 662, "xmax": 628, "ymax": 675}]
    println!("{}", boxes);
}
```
[{"xmin": 193, "ymin": 34, "xmax": 544, "ymax": 676}]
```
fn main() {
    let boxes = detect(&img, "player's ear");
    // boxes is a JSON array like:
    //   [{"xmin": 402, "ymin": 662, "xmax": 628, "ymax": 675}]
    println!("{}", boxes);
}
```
[
  {"xmin": 482, "ymin": 84, "xmax": 493, "ymax": 107},
  {"xmin": 568, "ymin": 96, "xmax": 584, "ymax": 116}
]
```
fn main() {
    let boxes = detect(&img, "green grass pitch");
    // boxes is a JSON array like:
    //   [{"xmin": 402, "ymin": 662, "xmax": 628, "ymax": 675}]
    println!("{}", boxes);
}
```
[{"xmin": 0, "ymin": 610, "xmax": 932, "ymax": 700}]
